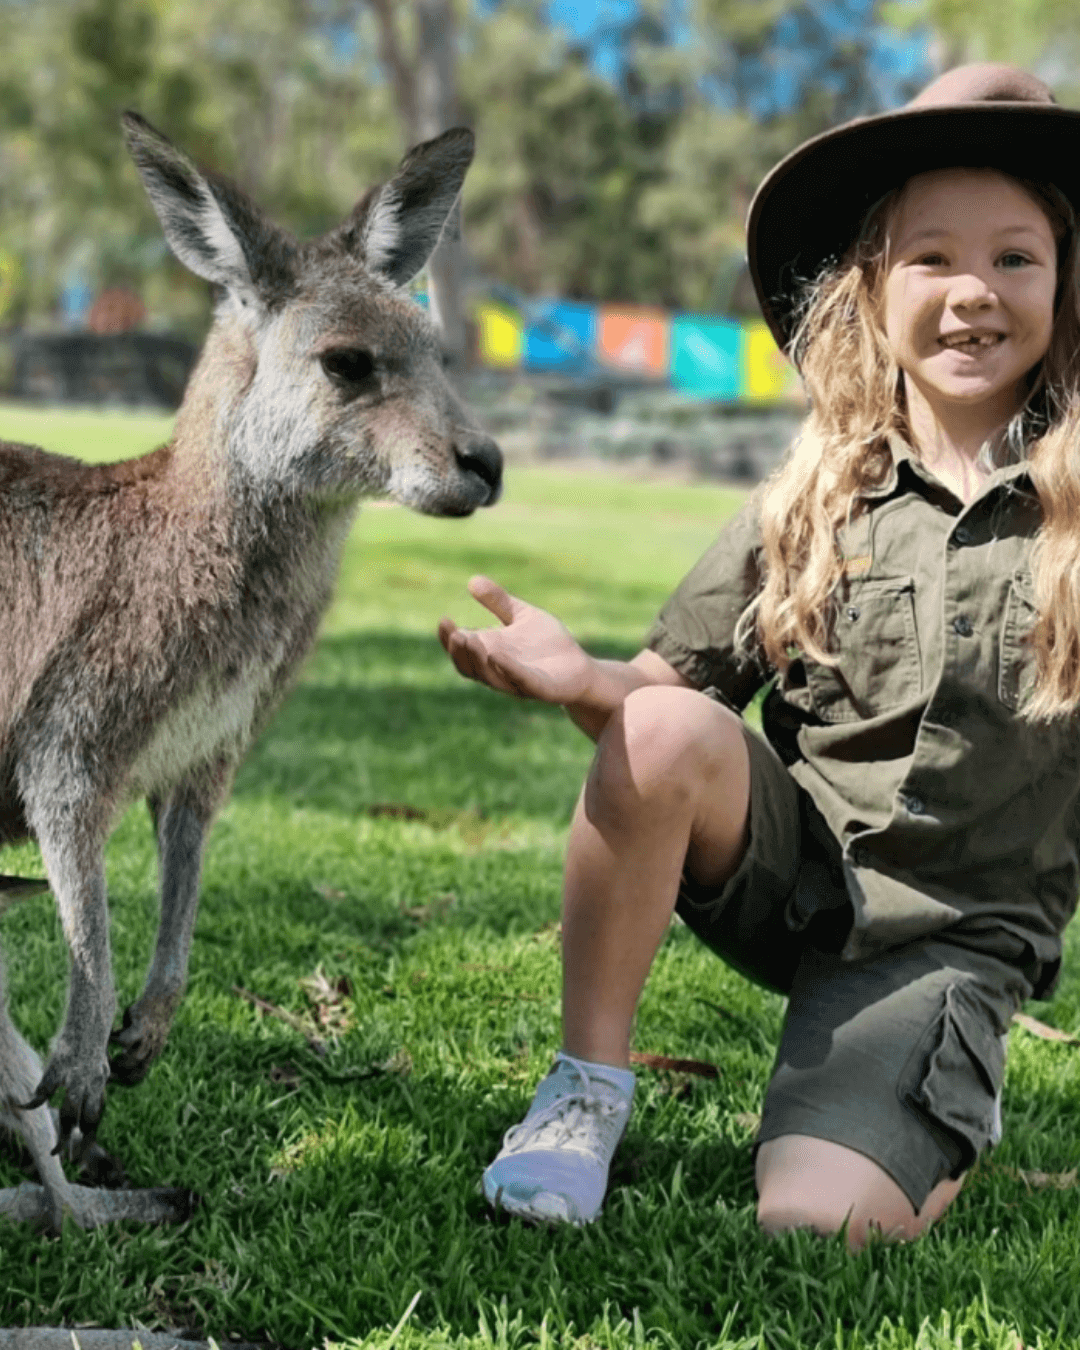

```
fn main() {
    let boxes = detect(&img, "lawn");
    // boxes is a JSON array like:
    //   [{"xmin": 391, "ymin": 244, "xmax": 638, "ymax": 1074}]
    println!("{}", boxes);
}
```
[{"xmin": 1, "ymin": 401, "xmax": 1080, "ymax": 1350}]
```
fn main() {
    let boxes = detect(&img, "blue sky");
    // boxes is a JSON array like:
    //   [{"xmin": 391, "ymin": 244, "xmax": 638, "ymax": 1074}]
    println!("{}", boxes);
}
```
[{"xmin": 544, "ymin": 0, "xmax": 929, "ymax": 112}]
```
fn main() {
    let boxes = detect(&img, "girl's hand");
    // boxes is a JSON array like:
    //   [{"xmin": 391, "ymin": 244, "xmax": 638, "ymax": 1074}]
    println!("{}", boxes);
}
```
[{"xmin": 437, "ymin": 575, "xmax": 594, "ymax": 705}]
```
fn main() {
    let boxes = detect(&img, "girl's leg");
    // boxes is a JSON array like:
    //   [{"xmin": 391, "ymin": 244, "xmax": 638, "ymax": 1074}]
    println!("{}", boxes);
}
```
[
  {"xmin": 482, "ymin": 685, "xmax": 751, "ymax": 1224},
  {"xmin": 561, "ymin": 684, "xmax": 752, "ymax": 1067},
  {"xmin": 756, "ymin": 1135, "xmax": 964, "ymax": 1250}
]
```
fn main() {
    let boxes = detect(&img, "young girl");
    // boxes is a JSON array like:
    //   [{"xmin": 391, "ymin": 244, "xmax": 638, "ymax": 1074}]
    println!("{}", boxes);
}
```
[{"xmin": 438, "ymin": 63, "xmax": 1080, "ymax": 1248}]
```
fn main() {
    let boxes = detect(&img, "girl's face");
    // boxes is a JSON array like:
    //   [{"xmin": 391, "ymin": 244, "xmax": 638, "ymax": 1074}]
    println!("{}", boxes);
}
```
[{"xmin": 882, "ymin": 168, "xmax": 1058, "ymax": 429}]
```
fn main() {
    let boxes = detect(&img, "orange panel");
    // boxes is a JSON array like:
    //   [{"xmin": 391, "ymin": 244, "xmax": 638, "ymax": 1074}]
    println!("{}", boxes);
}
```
[{"xmin": 597, "ymin": 307, "xmax": 669, "ymax": 377}]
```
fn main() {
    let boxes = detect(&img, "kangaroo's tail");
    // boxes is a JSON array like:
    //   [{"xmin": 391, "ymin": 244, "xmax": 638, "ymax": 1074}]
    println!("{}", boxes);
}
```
[{"xmin": 0, "ymin": 874, "xmax": 50, "ymax": 913}]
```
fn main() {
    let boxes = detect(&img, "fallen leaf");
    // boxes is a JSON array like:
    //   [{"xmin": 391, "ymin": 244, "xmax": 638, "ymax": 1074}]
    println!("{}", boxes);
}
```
[
  {"xmin": 300, "ymin": 964, "xmax": 352, "ymax": 1004},
  {"xmin": 1012, "ymin": 1012, "xmax": 1080, "ymax": 1046},
  {"xmin": 629, "ymin": 1052, "xmax": 719, "ymax": 1079},
  {"xmin": 381, "ymin": 1048, "xmax": 413, "ymax": 1076},
  {"xmin": 312, "ymin": 882, "xmax": 349, "ymax": 901},
  {"xmin": 299, "ymin": 965, "xmax": 354, "ymax": 1037},
  {"xmin": 1016, "ymin": 1167, "xmax": 1079, "ymax": 1191},
  {"xmin": 233, "ymin": 985, "xmax": 327, "ymax": 1057},
  {"xmin": 367, "ymin": 802, "xmax": 430, "ymax": 821},
  {"xmin": 400, "ymin": 892, "xmax": 456, "ymax": 924},
  {"xmin": 735, "ymin": 1111, "xmax": 762, "ymax": 1132}
]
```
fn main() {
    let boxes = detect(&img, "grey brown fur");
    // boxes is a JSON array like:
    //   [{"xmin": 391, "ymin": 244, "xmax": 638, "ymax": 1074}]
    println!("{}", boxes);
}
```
[{"xmin": 0, "ymin": 113, "xmax": 500, "ymax": 1230}]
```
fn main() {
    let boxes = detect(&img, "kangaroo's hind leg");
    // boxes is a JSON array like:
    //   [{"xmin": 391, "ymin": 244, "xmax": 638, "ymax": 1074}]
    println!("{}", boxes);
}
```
[
  {"xmin": 0, "ymin": 954, "xmax": 197, "ymax": 1232},
  {"xmin": 111, "ymin": 765, "xmax": 231, "ymax": 1086}
]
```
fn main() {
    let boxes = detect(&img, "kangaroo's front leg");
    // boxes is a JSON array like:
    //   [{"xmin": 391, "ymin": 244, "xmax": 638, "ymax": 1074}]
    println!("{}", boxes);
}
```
[
  {"xmin": 109, "ymin": 789, "xmax": 211, "ymax": 1086},
  {"xmin": 21, "ymin": 821, "xmax": 114, "ymax": 1154}
]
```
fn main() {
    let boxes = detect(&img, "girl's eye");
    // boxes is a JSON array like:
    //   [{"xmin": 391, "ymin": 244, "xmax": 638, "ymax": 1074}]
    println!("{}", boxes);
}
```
[
  {"xmin": 914, "ymin": 252, "xmax": 947, "ymax": 266},
  {"xmin": 998, "ymin": 252, "xmax": 1031, "ymax": 270}
]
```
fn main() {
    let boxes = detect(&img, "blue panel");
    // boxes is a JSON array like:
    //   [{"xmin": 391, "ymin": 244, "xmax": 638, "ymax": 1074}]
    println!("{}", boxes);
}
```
[
  {"xmin": 670, "ymin": 316, "xmax": 741, "ymax": 400},
  {"xmin": 523, "ymin": 299, "xmax": 596, "ymax": 373}
]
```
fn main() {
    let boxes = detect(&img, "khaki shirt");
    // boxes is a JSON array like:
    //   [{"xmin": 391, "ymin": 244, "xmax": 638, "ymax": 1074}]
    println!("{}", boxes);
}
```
[{"xmin": 647, "ymin": 436, "xmax": 1080, "ymax": 982}]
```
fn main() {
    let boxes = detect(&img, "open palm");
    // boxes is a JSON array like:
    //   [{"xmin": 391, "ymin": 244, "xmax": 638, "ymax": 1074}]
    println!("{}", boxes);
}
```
[{"xmin": 437, "ymin": 575, "xmax": 594, "ymax": 705}]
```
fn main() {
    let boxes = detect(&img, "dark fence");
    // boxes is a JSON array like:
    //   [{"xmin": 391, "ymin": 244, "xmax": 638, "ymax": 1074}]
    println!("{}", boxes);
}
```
[{"xmin": 11, "ymin": 332, "xmax": 198, "ymax": 409}]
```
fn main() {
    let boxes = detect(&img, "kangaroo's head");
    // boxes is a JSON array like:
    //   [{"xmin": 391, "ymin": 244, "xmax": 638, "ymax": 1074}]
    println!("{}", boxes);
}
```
[{"xmin": 122, "ymin": 113, "xmax": 501, "ymax": 517}]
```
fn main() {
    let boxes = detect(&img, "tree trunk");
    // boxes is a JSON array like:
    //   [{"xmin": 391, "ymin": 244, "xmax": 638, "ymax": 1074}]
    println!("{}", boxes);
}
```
[
  {"xmin": 364, "ymin": 0, "xmax": 468, "ymax": 367},
  {"xmin": 414, "ymin": 0, "xmax": 468, "ymax": 368}
]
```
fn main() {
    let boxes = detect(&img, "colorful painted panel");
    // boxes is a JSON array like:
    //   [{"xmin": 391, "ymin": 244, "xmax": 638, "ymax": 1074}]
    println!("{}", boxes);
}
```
[
  {"xmin": 597, "ymin": 306, "xmax": 669, "ymax": 378},
  {"xmin": 475, "ymin": 302, "xmax": 523, "ymax": 368},
  {"xmin": 670, "ymin": 316, "xmax": 741, "ymax": 400},
  {"xmin": 523, "ymin": 299, "xmax": 596, "ymax": 372},
  {"xmin": 741, "ymin": 321, "xmax": 798, "ymax": 402}
]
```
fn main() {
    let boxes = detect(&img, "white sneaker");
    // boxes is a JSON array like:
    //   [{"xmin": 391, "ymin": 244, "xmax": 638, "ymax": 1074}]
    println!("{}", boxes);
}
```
[{"xmin": 482, "ymin": 1052, "xmax": 635, "ymax": 1225}]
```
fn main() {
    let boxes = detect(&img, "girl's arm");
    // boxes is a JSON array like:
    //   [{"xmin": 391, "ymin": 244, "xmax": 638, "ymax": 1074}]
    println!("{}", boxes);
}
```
[{"xmin": 437, "ymin": 575, "xmax": 692, "ymax": 743}]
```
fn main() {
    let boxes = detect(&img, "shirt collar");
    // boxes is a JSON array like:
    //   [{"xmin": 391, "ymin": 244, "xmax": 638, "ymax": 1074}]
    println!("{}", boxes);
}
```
[{"xmin": 862, "ymin": 432, "xmax": 1035, "ymax": 503}]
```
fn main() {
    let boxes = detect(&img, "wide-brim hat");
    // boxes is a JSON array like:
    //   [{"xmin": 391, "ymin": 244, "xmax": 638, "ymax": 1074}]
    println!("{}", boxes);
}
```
[{"xmin": 748, "ymin": 63, "xmax": 1080, "ymax": 358}]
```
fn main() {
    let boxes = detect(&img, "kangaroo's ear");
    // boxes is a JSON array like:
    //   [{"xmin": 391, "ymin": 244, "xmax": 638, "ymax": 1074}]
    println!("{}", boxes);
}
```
[
  {"xmin": 341, "ymin": 127, "xmax": 474, "ymax": 287},
  {"xmin": 122, "ymin": 111, "xmax": 297, "ymax": 307}
]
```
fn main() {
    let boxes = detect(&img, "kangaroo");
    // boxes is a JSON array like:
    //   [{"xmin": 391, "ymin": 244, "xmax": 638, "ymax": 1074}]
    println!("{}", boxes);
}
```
[{"xmin": 0, "ymin": 113, "xmax": 501, "ymax": 1231}]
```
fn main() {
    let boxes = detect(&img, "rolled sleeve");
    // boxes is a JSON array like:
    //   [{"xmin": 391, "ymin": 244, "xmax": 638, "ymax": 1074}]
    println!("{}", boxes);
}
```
[{"xmin": 646, "ymin": 491, "xmax": 771, "ymax": 710}]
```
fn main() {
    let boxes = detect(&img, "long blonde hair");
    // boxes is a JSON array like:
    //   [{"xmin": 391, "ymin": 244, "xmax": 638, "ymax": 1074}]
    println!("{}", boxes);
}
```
[{"xmin": 750, "ymin": 175, "xmax": 1080, "ymax": 722}]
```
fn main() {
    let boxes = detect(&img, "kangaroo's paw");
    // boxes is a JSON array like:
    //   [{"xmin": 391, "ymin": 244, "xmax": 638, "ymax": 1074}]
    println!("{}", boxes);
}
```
[
  {"xmin": 22, "ymin": 1043, "xmax": 109, "ymax": 1154},
  {"xmin": 75, "ymin": 1137, "xmax": 128, "ymax": 1189},
  {"xmin": 108, "ymin": 991, "xmax": 180, "ymax": 1086},
  {"xmin": 0, "ymin": 1180, "xmax": 199, "ymax": 1233}
]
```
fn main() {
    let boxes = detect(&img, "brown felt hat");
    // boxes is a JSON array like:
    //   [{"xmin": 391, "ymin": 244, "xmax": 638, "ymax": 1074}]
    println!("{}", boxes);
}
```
[{"xmin": 747, "ymin": 63, "xmax": 1080, "ymax": 357}]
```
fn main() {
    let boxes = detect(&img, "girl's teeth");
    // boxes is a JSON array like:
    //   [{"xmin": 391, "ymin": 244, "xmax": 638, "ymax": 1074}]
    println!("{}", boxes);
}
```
[{"xmin": 943, "ymin": 334, "xmax": 1001, "ymax": 348}]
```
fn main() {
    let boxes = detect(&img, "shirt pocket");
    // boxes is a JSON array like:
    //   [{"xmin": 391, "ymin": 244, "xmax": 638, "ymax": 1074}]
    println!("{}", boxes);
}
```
[
  {"xmin": 804, "ymin": 575, "xmax": 920, "ymax": 724},
  {"xmin": 998, "ymin": 568, "xmax": 1037, "ymax": 712}
]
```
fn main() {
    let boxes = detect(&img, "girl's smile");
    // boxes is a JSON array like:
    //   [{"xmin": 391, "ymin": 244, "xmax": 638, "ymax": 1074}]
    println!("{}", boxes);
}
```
[{"xmin": 883, "ymin": 167, "xmax": 1058, "ymax": 434}]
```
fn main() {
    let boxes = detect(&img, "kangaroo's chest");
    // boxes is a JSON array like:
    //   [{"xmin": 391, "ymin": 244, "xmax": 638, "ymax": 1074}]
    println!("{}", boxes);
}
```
[{"xmin": 126, "ymin": 652, "xmax": 287, "ymax": 797}]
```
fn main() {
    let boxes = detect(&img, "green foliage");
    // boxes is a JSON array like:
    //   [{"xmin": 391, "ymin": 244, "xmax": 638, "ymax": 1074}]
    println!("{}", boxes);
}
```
[
  {"xmin": 0, "ymin": 0, "xmax": 399, "ymax": 332},
  {"xmin": 0, "ymin": 0, "xmax": 930, "ymax": 326},
  {"xmin": 884, "ymin": 0, "xmax": 1080, "ymax": 95},
  {"xmin": 3, "ymin": 405, "xmax": 1080, "ymax": 1348}
]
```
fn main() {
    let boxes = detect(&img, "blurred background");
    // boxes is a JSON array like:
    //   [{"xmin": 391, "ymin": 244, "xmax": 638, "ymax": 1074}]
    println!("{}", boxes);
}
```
[{"xmin": 0, "ymin": 0, "xmax": 1076, "ymax": 477}]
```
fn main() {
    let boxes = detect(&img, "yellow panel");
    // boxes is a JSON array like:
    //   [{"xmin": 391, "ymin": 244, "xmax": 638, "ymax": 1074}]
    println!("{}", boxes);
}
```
[
  {"xmin": 742, "ymin": 321, "xmax": 795, "ymax": 402},
  {"xmin": 475, "ymin": 303, "xmax": 523, "ymax": 369},
  {"xmin": 0, "ymin": 249, "xmax": 19, "ymax": 321}
]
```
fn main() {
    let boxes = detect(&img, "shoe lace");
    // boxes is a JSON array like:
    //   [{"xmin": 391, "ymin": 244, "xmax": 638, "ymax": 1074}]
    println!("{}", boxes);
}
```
[{"xmin": 500, "ymin": 1054, "xmax": 627, "ymax": 1157}]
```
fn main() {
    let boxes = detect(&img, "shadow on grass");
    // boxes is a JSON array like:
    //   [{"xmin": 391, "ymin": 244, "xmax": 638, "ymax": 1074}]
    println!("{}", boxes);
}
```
[{"xmin": 232, "ymin": 629, "xmax": 639, "ymax": 819}]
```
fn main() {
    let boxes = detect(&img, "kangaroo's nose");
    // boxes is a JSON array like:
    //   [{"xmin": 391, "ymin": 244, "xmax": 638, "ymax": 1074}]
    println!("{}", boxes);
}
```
[{"xmin": 456, "ymin": 434, "xmax": 503, "ymax": 504}]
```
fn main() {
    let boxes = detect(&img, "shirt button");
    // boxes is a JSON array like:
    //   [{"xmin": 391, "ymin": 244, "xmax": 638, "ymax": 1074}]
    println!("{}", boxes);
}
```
[
  {"xmin": 954, "ymin": 525, "xmax": 973, "ymax": 546},
  {"xmin": 953, "ymin": 614, "xmax": 974, "ymax": 637}
]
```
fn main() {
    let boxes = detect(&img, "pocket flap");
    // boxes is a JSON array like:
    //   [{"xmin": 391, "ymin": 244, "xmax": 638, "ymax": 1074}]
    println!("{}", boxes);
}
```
[{"xmin": 898, "ymin": 980, "xmax": 1006, "ymax": 1176}]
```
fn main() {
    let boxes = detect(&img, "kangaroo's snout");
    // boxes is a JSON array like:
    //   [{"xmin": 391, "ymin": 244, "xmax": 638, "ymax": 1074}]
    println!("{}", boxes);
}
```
[{"xmin": 456, "ymin": 433, "xmax": 503, "ymax": 506}]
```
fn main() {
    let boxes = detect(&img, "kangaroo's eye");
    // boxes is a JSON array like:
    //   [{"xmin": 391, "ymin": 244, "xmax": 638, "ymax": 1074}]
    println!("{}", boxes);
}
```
[{"xmin": 320, "ymin": 347, "xmax": 376, "ymax": 389}]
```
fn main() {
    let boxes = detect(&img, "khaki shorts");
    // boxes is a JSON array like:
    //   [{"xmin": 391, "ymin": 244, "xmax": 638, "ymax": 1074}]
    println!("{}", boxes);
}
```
[{"xmin": 675, "ymin": 722, "xmax": 1031, "ymax": 1212}]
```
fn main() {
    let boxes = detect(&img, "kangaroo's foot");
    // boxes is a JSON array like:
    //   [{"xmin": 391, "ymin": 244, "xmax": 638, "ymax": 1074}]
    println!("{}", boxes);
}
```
[
  {"xmin": 23, "ymin": 1035, "xmax": 110, "ymax": 1153},
  {"xmin": 0, "ymin": 1180, "xmax": 198, "ymax": 1233},
  {"xmin": 109, "ymin": 989, "xmax": 181, "ymax": 1087}
]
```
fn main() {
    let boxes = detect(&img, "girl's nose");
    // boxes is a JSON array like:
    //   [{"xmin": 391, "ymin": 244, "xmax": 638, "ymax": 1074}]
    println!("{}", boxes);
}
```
[{"xmin": 949, "ymin": 273, "xmax": 998, "ymax": 310}]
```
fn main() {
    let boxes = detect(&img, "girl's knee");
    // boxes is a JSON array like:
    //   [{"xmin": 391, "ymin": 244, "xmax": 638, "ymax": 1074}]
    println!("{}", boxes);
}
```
[
  {"xmin": 755, "ymin": 1135, "xmax": 960, "ymax": 1251},
  {"xmin": 587, "ymin": 685, "xmax": 745, "ymax": 819}
]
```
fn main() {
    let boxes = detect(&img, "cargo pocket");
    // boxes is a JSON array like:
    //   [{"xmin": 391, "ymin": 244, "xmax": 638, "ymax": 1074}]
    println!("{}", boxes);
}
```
[
  {"xmin": 805, "ymin": 576, "xmax": 920, "ymax": 723},
  {"xmin": 898, "ymin": 980, "xmax": 1006, "ymax": 1179},
  {"xmin": 999, "ymin": 569, "xmax": 1037, "ymax": 712}
]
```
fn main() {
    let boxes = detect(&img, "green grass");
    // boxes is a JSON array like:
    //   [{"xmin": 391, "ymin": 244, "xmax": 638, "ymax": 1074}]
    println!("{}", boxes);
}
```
[{"xmin": 2, "ymin": 402, "xmax": 1080, "ymax": 1349}]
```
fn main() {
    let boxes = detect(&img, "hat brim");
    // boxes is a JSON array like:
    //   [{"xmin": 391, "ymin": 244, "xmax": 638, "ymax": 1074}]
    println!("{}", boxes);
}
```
[{"xmin": 748, "ymin": 102, "xmax": 1080, "ymax": 356}]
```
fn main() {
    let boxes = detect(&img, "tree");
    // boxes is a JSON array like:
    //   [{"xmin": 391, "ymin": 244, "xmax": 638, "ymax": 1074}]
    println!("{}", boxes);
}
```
[
  {"xmin": 363, "ymin": 0, "xmax": 469, "ymax": 365},
  {"xmin": 883, "ymin": 0, "xmax": 1080, "ymax": 86}
]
